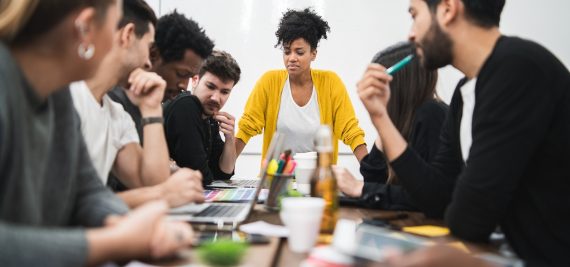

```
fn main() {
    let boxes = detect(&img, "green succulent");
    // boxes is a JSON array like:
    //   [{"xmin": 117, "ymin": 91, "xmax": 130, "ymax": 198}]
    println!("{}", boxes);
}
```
[
  {"xmin": 276, "ymin": 189, "xmax": 304, "ymax": 210},
  {"xmin": 197, "ymin": 239, "xmax": 248, "ymax": 266},
  {"xmin": 286, "ymin": 189, "xmax": 304, "ymax": 197}
]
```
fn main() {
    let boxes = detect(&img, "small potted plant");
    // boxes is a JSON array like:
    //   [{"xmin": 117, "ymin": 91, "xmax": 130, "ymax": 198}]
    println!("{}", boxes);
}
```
[{"xmin": 197, "ymin": 239, "xmax": 248, "ymax": 266}]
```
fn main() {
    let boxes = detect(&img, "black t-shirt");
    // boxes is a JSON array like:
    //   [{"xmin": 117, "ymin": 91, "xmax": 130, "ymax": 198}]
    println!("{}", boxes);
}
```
[
  {"xmin": 391, "ymin": 36, "xmax": 570, "ymax": 266},
  {"xmin": 164, "ymin": 93, "xmax": 233, "ymax": 186}
]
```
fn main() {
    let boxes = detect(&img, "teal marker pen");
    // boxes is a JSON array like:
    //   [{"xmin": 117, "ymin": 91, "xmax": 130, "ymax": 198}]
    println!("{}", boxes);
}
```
[{"xmin": 386, "ymin": 54, "xmax": 414, "ymax": 75}]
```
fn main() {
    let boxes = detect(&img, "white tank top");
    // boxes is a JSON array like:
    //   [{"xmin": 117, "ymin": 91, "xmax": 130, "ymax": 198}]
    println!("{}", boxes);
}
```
[{"xmin": 276, "ymin": 78, "xmax": 321, "ymax": 154}]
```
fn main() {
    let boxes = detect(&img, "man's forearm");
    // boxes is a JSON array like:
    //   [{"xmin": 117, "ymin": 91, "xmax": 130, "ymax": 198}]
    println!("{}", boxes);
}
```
[
  {"xmin": 116, "ymin": 186, "xmax": 163, "ymax": 209},
  {"xmin": 219, "ymin": 137, "xmax": 237, "ymax": 174},
  {"xmin": 235, "ymin": 138, "xmax": 246, "ymax": 157},
  {"xmin": 140, "ymin": 108, "xmax": 170, "ymax": 186}
]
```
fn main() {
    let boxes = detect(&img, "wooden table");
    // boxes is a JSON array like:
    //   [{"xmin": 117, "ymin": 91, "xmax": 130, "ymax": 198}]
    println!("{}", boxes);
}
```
[
  {"xmin": 148, "ymin": 204, "xmax": 454, "ymax": 267},
  {"xmin": 273, "ymin": 207, "xmax": 445, "ymax": 267},
  {"xmin": 242, "ymin": 205, "xmax": 495, "ymax": 267}
]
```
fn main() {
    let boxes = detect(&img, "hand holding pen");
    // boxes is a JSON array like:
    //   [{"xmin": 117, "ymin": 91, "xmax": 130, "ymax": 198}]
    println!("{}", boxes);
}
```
[
  {"xmin": 213, "ymin": 111, "xmax": 236, "ymax": 140},
  {"xmin": 356, "ymin": 54, "xmax": 414, "ymax": 119}
]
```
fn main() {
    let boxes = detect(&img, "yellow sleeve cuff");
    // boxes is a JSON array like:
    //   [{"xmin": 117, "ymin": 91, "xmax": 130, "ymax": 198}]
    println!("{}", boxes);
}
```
[
  {"xmin": 236, "ymin": 130, "xmax": 252, "ymax": 144},
  {"xmin": 349, "ymin": 135, "xmax": 366, "ymax": 152}
]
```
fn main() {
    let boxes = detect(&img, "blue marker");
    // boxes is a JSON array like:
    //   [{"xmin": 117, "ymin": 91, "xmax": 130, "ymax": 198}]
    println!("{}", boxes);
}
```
[{"xmin": 386, "ymin": 54, "xmax": 414, "ymax": 75}]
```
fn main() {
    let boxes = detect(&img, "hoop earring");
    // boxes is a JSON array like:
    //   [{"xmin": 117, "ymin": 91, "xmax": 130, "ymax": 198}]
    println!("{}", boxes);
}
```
[{"xmin": 78, "ymin": 43, "xmax": 95, "ymax": 60}]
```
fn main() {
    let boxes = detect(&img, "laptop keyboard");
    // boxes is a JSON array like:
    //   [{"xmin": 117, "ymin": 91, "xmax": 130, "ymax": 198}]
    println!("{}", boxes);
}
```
[
  {"xmin": 232, "ymin": 179, "xmax": 259, "ymax": 187},
  {"xmin": 204, "ymin": 188, "xmax": 256, "ymax": 202},
  {"xmin": 195, "ymin": 204, "xmax": 246, "ymax": 218}
]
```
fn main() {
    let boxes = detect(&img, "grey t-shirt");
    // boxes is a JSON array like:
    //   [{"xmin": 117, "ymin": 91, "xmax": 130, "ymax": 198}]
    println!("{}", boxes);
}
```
[{"xmin": 0, "ymin": 43, "xmax": 129, "ymax": 266}]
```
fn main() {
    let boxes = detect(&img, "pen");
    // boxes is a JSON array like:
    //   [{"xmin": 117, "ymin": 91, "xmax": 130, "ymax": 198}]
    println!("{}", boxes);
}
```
[
  {"xmin": 276, "ymin": 159, "xmax": 286, "ymax": 174},
  {"xmin": 283, "ymin": 160, "xmax": 296, "ymax": 174},
  {"xmin": 386, "ymin": 54, "xmax": 414, "ymax": 75}
]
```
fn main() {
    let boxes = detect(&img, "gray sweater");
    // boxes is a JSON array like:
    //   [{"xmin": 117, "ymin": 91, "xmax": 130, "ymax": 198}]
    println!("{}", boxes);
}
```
[{"xmin": 0, "ymin": 44, "xmax": 129, "ymax": 266}]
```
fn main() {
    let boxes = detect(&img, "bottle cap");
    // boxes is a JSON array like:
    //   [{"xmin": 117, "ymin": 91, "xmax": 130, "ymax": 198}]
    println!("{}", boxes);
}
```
[{"xmin": 314, "ymin": 125, "xmax": 333, "ymax": 152}]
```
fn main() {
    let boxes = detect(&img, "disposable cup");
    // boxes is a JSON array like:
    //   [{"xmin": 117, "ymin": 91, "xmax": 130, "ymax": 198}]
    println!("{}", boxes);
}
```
[{"xmin": 280, "ymin": 197, "xmax": 325, "ymax": 253}]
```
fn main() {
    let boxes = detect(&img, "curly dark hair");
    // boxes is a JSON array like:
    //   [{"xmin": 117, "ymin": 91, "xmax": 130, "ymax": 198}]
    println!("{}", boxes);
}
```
[
  {"xmin": 154, "ymin": 10, "xmax": 214, "ymax": 63},
  {"xmin": 199, "ymin": 50, "xmax": 241, "ymax": 85},
  {"xmin": 275, "ymin": 8, "xmax": 330, "ymax": 50}
]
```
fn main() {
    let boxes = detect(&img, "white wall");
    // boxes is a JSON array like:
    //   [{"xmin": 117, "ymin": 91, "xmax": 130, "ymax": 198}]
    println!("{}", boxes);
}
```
[{"xmin": 147, "ymin": 0, "xmax": 570, "ymax": 179}]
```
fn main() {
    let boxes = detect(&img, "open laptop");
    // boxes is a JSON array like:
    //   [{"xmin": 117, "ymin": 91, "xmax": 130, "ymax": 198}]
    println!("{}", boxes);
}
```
[
  {"xmin": 209, "ymin": 178, "xmax": 259, "ymax": 188},
  {"xmin": 168, "ymin": 132, "xmax": 285, "ymax": 227}
]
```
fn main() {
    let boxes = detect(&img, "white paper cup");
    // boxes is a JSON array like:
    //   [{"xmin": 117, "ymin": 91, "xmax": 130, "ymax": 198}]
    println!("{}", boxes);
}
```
[
  {"xmin": 294, "ymin": 166, "xmax": 314, "ymax": 195},
  {"xmin": 294, "ymin": 152, "xmax": 317, "ymax": 169},
  {"xmin": 280, "ymin": 197, "xmax": 325, "ymax": 253}
]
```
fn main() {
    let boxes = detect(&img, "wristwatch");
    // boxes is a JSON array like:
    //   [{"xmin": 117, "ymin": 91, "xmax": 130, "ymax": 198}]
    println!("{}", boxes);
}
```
[{"xmin": 141, "ymin": 116, "xmax": 163, "ymax": 127}]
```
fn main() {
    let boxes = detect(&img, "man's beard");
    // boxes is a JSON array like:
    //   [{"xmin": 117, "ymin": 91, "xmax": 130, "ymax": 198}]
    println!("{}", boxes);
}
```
[
  {"xmin": 203, "ymin": 101, "xmax": 221, "ymax": 116},
  {"xmin": 418, "ymin": 17, "xmax": 454, "ymax": 70}
]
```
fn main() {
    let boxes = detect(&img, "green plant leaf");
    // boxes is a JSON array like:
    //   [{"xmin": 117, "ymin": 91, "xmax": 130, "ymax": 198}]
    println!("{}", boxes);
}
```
[{"xmin": 197, "ymin": 239, "xmax": 248, "ymax": 266}]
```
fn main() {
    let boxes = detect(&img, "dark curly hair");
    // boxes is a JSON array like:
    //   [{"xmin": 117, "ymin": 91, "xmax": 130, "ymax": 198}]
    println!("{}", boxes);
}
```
[
  {"xmin": 199, "ymin": 50, "xmax": 241, "ymax": 85},
  {"xmin": 275, "ymin": 8, "xmax": 330, "ymax": 50},
  {"xmin": 154, "ymin": 10, "xmax": 214, "ymax": 63}
]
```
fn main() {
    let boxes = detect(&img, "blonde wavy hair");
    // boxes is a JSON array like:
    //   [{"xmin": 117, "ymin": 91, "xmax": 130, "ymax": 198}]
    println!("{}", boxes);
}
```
[{"xmin": 0, "ymin": 0, "xmax": 39, "ymax": 43}]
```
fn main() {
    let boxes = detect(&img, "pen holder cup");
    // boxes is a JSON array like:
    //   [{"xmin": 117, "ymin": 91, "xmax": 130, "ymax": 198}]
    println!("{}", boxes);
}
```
[{"xmin": 264, "ymin": 174, "xmax": 294, "ymax": 211}]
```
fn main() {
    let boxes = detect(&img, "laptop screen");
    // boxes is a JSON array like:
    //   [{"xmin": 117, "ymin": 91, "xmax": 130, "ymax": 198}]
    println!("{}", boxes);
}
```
[{"xmin": 243, "ymin": 132, "xmax": 286, "ymax": 216}]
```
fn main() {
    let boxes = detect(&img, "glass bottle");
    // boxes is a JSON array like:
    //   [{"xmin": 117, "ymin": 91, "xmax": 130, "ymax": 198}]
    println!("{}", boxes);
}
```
[{"xmin": 310, "ymin": 125, "xmax": 338, "ymax": 234}]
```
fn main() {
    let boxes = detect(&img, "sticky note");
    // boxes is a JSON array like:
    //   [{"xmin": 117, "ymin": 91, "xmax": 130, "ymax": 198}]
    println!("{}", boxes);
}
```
[
  {"xmin": 402, "ymin": 225, "xmax": 450, "ymax": 237},
  {"xmin": 317, "ymin": 233, "xmax": 334, "ymax": 244}
]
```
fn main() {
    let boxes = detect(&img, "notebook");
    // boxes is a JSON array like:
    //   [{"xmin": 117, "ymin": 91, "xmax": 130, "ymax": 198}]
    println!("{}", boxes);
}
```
[{"xmin": 168, "ymin": 132, "xmax": 286, "ymax": 227}]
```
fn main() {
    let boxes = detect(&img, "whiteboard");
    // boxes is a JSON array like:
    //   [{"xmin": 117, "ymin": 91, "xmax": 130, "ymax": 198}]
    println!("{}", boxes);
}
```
[{"xmin": 147, "ymin": 0, "xmax": 570, "ymax": 154}]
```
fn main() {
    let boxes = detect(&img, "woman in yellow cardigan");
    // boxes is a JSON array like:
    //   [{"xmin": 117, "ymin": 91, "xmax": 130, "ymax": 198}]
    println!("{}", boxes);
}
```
[{"xmin": 235, "ymin": 8, "xmax": 367, "ymax": 163}]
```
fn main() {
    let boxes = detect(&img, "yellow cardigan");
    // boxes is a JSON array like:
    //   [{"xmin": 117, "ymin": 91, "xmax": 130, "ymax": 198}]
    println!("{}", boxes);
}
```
[{"xmin": 236, "ymin": 69, "xmax": 365, "ymax": 163}]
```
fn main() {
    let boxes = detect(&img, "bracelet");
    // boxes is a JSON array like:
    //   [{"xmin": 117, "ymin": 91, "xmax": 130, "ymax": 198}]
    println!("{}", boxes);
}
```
[{"xmin": 141, "ymin": 116, "xmax": 163, "ymax": 127}]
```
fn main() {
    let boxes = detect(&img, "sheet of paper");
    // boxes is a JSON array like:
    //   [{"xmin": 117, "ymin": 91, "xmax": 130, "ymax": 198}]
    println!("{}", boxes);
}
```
[
  {"xmin": 239, "ymin": 221, "xmax": 289, "ymax": 237},
  {"xmin": 122, "ymin": 261, "xmax": 199, "ymax": 267}
]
